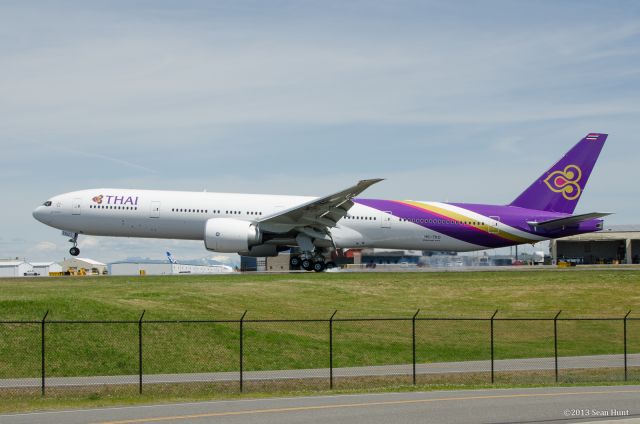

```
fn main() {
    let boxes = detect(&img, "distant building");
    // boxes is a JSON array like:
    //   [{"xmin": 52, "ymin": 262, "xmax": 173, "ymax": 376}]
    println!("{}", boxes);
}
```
[
  {"xmin": 0, "ymin": 260, "xmax": 34, "ymax": 277},
  {"xmin": 361, "ymin": 249, "xmax": 422, "ymax": 265},
  {"xmin": 60, "ymin": 258, "xmax": 108, "ymax": 275},
  {"xmin": 265, "ymin": 253, "xmax": 290, "ymax": 271},
  {"xmin": 109, "ymin": 262, "xmax": 233, "ymax": 276},
  {"xmin": 30, "ymin": 262, "xmax": 63, "ymax": 276},
  {"xmin": 240, "ymin": 256, "xmax": 266, "ymax": 272},
  {"xmin": 551, "ymin": 225, "xmax": 640, "ymax": 265}
]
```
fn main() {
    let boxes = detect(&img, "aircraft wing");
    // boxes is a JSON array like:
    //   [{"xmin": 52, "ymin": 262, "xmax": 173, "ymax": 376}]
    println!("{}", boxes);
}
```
[
  {"xmin": 527, "ymin": 212, "xmax": 611, "ymax": 231},
  {"xmin": 258, "ymin": 179, "xmax": 384, "ymax": 233}
]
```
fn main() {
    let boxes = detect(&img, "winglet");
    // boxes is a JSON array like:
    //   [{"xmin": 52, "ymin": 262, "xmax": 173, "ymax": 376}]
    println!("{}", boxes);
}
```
[
  {"xmin": 354, "ymin": 178, "xmax": 385, "ymax": 193},
  {"xmin": 358, "ymin": 178, "xmax": 385, "ymax": 185},
  {"xmin": 335, "ymin": 178, "xmax": 384, "ymax": 203}
]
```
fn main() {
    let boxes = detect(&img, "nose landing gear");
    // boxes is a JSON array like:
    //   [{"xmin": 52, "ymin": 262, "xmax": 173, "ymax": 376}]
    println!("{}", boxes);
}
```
[{"xmin": 68, "ymin": 233, "xmax": 80, "ymax": 256}]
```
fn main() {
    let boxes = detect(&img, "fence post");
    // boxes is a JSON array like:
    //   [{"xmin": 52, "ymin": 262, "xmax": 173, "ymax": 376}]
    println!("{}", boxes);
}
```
[
  {"xmin": 554, "ymin": 310, "xmax": 562, "ymax": 383},
  {"xmin": 624, "ymin": 310, "xmax": 631, "ymax": 381},
  {"xmin": 412, "ymin": 309, "xmax": 420, "ymax": 385},
  {"xmin": 490, "ymin": 310, "xmax": 498, "ymax": 384},
  {"xmin": 138, "ymin": 310, "xmax": 145, "ymax": 394},
  {"xmin": 239, "ymin": 310, "xmax": 247, "ymax": 393},
  {"xmin": 41, "ymin": 310, "xmax": 49, "ymax": 397},
  {"xmin": 329, "ymin": 310, "xmax": 337, "ymax": 389}
]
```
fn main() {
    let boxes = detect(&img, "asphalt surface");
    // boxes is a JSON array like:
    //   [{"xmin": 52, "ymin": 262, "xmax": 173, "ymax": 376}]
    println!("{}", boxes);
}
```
[
  {"xmin": 2, "ymin": 386, "xmax": 640, "ymax": 424},
  {"xmin": 2, "ymin": 354, "xmax": 637, "ymax": 388}
]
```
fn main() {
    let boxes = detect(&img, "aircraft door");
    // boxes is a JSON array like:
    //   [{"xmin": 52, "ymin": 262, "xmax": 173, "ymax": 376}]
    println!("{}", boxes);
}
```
[
  {"xmin": 72, "ymin": 198, "xmax": 82, "ymax": 215},
  {"xmin": 150, "ymin": 201, "xmax": 161, "ymax": 218},
  {"xmin": 380, "ymin": 212, "xmax": 392, "ymax": 229},
  {"xmin": 489, "ymin": 216, "xmax": 500, "ymax": 234}
]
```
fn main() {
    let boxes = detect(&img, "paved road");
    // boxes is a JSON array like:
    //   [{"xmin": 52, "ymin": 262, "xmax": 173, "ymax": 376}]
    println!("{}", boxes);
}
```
[
  {"xmin": 2, "ymin": 353, "xmax": 637, "ymax": 388},
  {"xmin": 2, "ymin": 386, "xmax": 640, "ymax": 424}
]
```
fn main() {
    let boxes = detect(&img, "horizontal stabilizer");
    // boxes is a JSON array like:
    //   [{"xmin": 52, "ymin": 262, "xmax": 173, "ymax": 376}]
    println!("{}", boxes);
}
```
[{"xmin": 527, "ymin": 212, "xmax": 611, "ymax": 230}]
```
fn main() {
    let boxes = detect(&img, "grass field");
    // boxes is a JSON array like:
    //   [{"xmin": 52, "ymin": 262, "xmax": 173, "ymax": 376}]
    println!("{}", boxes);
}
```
[
  {"xmin": 1, "ymin": 269, "xmax": 639, "ymax": 320},
  {"xmin": 0, "ymin": 269, "xmax": 639, "ymax": 412},
  {"xmin": 0, "ymin": 269, "xmax": 639, "ymax": 379}
]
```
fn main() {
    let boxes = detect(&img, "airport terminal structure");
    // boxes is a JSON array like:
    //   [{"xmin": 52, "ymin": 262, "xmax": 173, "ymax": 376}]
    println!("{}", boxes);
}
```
[{"xmin": 552, "ymin": 225, "xmax": 640, "ymax": 264}]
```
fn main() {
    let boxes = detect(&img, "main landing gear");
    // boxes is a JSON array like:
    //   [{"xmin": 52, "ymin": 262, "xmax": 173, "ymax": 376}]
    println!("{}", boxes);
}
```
[
  {"xmin": 290, "ymin": 234, "xmax": 336, "ymax": 272},
  {"xmin": 290, "ymin": 254, "xmax": 336, "ymax": 272},
  {"xmin": 68, "ymin": 233, "xmax": 80, "ymax": 256}
]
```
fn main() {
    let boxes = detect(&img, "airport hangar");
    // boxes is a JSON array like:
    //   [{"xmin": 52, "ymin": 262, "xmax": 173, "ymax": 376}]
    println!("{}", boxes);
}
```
[{"xmin": 551, "ymin": 225, "xmax": 640, "ymax": 265}]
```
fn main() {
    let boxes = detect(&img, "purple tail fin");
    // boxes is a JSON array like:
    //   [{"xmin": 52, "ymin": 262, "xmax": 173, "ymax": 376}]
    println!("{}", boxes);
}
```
[{"xmin": 509, "ymin": 133, "xmax": 607, "ymax": 214}]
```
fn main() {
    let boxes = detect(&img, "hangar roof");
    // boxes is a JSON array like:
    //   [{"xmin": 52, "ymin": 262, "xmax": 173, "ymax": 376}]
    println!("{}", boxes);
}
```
[
  {"xmin": 71, "ymin": 258, "xmax": 106, "ymax": 266},
  {"xmin": 558, "ymin": 224, "xmax": 640, "ymax": 242},
  {"xmin": 0, "ymin": 261, "xmax": 25, "ymax": 267},
  {"xmin": 602, "ymin": 225, "xmax": 640, "ymax": 232}
]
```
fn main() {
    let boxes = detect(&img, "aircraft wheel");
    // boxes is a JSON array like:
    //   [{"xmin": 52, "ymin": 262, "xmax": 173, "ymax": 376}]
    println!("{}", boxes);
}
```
[
  {"xmin": 290, "ymin": 256, "xmax": 301, "ymax": 268},
  {"xmin": 69, "ymin": 247, "xmax": 80, "ymax": 256},
  {"xmin": 313, "ymin": 261, "xmax": 326, "ymax": 272},
  {"xmin": 301, "ymin": 258, "xmax": 314, "ymax": 271}
]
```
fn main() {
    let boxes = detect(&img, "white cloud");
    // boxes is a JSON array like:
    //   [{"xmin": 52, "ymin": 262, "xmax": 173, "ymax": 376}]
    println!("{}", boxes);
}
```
[{"xmin": 1, "ymin": 6, "xmax": 639, "ymax": 143}]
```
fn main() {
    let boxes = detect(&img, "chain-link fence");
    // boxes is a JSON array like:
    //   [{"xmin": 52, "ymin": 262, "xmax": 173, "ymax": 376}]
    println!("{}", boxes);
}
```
[{"xmin": 0, "ymin": 312, "xmax": 638, "ymax": 398}]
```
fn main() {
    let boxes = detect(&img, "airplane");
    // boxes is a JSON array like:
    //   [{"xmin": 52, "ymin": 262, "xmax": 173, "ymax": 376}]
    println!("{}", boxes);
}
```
[
  {"xmin": 166, "ymin": 250, "xmax": 234, "ymax": 272},
  {"xmin": 166, "ymin": 251, "xmax": 178, "ymax": 264},
  {"xmin": 33, "ymin": 133, "xmax": 609, "ymax": 272}
]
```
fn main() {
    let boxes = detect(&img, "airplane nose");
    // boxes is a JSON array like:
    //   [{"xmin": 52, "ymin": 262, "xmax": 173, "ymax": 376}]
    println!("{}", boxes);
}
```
[{"xmin": 33, "ymin": 206, "xmax": 47, "ymax": 223}]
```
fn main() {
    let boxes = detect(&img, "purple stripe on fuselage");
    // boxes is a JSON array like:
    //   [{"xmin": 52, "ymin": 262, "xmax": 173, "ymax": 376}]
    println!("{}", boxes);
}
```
[
  {"xmin": 449, "ymin": 203, "xmax": 569, "ymax": 230},
  {"xmin": 354, "ymin": 199, "xmax": 530, "ymax": 248}
]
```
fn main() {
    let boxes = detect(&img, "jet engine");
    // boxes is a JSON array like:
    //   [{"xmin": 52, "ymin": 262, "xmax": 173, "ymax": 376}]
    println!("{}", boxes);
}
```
[{"xmin": 204, "ymin": 218, "xmax": 262, "ymax": 253}]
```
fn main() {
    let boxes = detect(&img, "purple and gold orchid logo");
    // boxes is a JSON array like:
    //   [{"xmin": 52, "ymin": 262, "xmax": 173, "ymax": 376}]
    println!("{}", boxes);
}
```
[
  {"xmin": 92, "ymin": 195, "xmax": 104, "ymax": 204},
  {"xmin": 543, "ymin": 165, "xmax": 582, "ymax": 201}
]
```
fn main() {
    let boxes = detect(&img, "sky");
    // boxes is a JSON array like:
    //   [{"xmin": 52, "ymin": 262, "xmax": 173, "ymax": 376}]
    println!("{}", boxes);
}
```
[{"xmin": 1, "ymin": 0, "xmax": 639, "ymax": 264}]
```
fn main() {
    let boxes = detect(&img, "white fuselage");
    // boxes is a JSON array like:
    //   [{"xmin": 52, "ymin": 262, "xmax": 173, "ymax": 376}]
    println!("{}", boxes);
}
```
[{"xmin": 33, "ymin": 188, "xmax": 524, "ymax": 252}]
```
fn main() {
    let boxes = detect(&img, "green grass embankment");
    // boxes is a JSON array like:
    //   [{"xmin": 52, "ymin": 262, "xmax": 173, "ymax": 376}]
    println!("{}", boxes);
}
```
[{"xmin": 0, "ymin": 270, "xmax": 638, "ymax": 378}]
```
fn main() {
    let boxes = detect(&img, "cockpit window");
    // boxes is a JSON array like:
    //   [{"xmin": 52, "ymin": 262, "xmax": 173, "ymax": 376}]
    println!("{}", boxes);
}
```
[{"xmin": 43, "ymin": 201, "xmax": 52, "ymax": 207}]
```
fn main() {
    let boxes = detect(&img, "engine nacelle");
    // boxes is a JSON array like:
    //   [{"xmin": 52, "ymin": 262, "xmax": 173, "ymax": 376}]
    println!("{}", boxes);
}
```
[{"xmin": 204, "ymin": 218, "xmax": 261, "ymax": 253}]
